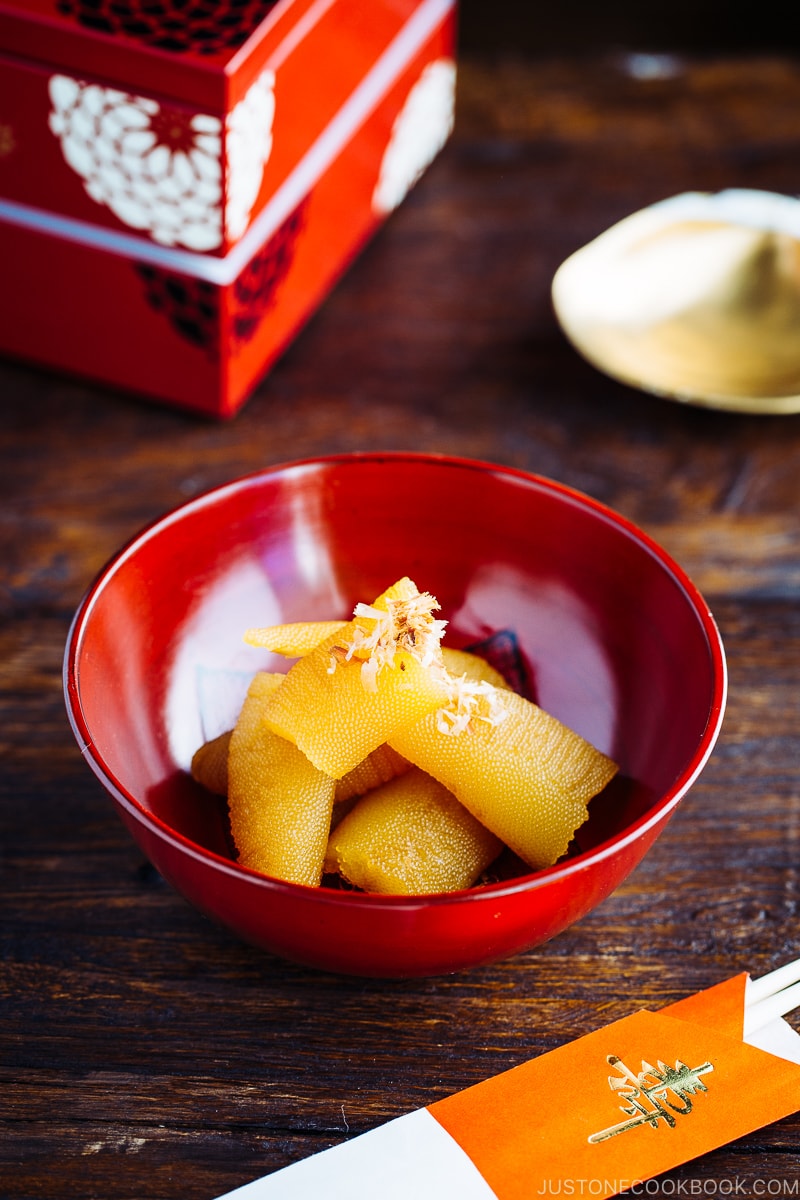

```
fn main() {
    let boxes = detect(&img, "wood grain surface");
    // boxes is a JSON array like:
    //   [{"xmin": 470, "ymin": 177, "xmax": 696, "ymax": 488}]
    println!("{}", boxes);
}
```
[{"xmin": 2, "ymin": 50, "xmax": 800, "ymax": 1200}]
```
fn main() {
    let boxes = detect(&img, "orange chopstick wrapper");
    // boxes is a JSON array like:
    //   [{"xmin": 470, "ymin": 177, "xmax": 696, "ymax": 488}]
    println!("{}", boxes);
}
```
[{"xmin": 217, "ymin": 971, "xmax": 800, "ymax": 1199}]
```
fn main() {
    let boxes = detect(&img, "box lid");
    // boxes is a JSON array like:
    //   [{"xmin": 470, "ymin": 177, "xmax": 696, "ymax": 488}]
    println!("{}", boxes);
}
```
[
  {"xmin": 0, "ymin": 0, "xmax": 452, "ymax": 256},
  {"xmin": 0, "ymin": 0, "xmax": 426, "ymax": 110}
]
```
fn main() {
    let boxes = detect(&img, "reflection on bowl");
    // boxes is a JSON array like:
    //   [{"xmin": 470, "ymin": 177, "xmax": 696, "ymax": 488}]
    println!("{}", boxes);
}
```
[{"xmin": 64, "ymin": 453, "xmax": 726, "ymax": 977}]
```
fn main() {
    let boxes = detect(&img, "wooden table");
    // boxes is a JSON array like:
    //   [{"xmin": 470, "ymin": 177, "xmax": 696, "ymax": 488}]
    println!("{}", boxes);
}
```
[{"xmin": 3, "ymin": 49, "xmax": 800, "ymax": 1199}]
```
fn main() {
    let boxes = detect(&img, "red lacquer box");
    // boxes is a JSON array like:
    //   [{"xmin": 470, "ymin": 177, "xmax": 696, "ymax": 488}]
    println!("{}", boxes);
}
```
[{"xmin": 0, "ymin": 0, "xmax": 456, "ymax": 416}]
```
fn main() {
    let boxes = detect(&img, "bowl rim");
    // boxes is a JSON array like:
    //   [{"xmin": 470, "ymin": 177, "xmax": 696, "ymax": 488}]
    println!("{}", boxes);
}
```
[{"xmin": 63, "ymin": 450, "xmax": 728, "ymax": 909}]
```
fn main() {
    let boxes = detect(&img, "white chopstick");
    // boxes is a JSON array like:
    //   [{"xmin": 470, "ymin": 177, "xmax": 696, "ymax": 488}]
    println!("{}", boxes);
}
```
[
  {"xmin": 743, "ymin": 958, "xmax": 800, "ymax": 1037},
  {"xmin": 744, "ymin": 980, "xmax": 800, "ymax": 1037},
  {"xmin": 747, "ymin": 957, "xmax": 800, "ymax": 1006}
]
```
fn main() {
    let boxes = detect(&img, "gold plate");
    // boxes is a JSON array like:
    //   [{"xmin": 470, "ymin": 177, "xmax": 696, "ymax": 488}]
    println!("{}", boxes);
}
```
[{"xmin": 552, "ymin": 190, "xmax": 800, "ymax": 414}]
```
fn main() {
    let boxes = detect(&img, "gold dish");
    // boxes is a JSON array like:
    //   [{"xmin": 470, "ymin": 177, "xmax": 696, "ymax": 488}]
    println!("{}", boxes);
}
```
[{"xmin": 552, "ymin": 189, "xmax": 800, "ymax": 414}]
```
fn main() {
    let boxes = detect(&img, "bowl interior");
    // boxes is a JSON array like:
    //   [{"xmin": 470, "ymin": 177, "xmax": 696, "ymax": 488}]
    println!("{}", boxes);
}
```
[{"xmin": 67, "ymin": 455, "xmax": 725, "ymax": 891}]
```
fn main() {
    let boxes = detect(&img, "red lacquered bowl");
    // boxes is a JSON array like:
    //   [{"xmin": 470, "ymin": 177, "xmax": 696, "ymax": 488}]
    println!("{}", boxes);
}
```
[{"xmin": 63, "ymin": 453, "xmax": 727, "ymax": 977}]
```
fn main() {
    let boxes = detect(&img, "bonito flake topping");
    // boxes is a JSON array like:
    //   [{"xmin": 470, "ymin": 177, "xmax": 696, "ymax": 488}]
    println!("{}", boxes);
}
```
[
  {"xmin": 436, "ymin": 675, "xmax": 509, "ymax": 737},
  {"xmin": 331, "ymin": 592, "xmax": 448, "ymax": 691}
]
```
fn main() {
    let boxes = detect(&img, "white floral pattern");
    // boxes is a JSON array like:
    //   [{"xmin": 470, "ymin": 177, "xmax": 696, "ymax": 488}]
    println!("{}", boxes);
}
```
[
  {"xmin": 225, "ymin": 71, "xmax": 275, "ymax": 241},
  {"xmin": 372, "ymin": 58, "xmax": 456, "ymax": 215},
  {"xmin": 48, "ymin": 69, "xmax": 276, "ymax": 251}
]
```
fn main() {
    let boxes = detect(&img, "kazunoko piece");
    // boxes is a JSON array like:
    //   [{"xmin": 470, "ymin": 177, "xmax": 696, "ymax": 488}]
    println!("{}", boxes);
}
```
[
  {"xmin": 227, "ymin": 672, "xmax": 335, "ymax": 887},
  {"xmin": 255, "ymin": 579, "xmax": 453, "ymax": 780},
  {"xmin": 325, "ymin": 767, "xmax": 504, "ymax": 895},
  {"xmin": 390, "ymin": 686, "xmax": 617, "ymax": 871}
]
